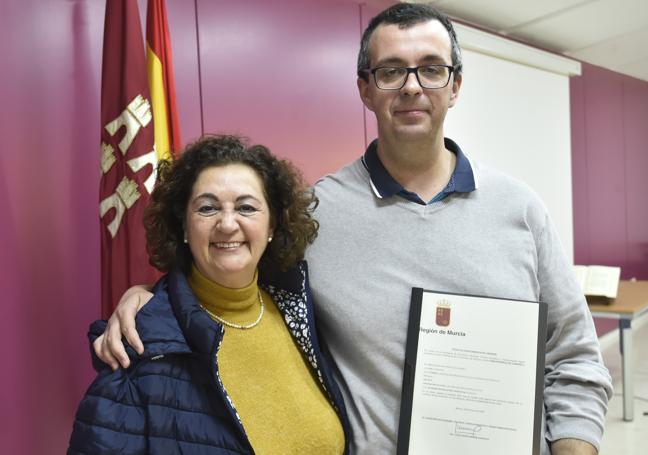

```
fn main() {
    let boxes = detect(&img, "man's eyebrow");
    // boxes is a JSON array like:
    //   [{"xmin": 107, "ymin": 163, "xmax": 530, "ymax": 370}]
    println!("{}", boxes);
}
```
[
  {"xmin": 419, "ymin": 54, "xmax": 448, "ymax": 64},
  {"xmin": 373, "ymin": 57, "xmax": 408, "ymax": 67},
  {"xmin": 373, "ymin": 54, "xmax": 448, "ymax": 67}
]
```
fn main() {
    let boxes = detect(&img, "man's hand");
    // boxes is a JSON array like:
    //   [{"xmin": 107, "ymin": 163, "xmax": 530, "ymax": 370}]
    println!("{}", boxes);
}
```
[
  {"xmin": 93, "ymin": 284, "xmax": 154, "ymax": 370},
  {"xmin": 551, "ymin": 438, "xmax": 598, "ymax": 455}
]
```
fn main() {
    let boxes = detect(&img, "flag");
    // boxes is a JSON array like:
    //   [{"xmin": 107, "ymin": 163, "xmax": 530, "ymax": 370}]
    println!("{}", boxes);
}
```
[
  {"xmin": 146, "ymin": 0, "xmax": 182, "ymax": 160},
  {"xmin": 100, "ymin": 0, "xmax": 159, "ymax": 318}
]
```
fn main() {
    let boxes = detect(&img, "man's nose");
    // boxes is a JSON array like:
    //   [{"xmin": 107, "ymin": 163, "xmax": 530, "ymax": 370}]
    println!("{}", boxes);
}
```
[{"xmin": 401, "ymin": 71, "xmax": 423, "ymax": 95}]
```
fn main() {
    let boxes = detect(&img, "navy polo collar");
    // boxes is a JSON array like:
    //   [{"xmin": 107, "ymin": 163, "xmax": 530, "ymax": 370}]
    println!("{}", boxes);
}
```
[{"xmin": 361, "ymin": 138, "xmax": 477, "ymax": 204}]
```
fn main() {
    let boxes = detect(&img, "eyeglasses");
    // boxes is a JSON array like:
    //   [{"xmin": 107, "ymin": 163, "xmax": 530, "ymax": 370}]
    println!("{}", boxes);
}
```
[{"xmin": 366, "ymin": 65, "xmax": 455, "ymax": 90}]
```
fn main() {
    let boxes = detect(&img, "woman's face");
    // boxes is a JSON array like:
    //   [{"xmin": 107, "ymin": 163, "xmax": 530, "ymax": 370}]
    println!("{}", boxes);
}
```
[{"xmin": 185, "ymin": 164, "xmax": 273, "ymax": 288}]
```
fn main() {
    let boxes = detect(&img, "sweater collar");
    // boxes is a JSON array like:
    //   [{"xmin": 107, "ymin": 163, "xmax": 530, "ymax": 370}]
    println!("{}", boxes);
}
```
[
  {"xmin": 187, "ymin": 264, "xmax": 262, "ymax": 326},
  {"xmin": 361, "ymin": 137, "xmax": 478, "ymax": 204}
]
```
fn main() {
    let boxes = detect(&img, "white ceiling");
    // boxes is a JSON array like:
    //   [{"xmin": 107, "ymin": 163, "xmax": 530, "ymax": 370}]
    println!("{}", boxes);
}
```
[{"xmin": 409, "ymin": 0, "xmax": 648, "ymax": 82}]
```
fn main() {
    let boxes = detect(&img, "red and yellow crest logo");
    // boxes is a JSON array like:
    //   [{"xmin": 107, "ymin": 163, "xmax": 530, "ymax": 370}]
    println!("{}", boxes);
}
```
[{"xmin": 436, "ymin": 299, "xmax": 451, "ymax": 327}]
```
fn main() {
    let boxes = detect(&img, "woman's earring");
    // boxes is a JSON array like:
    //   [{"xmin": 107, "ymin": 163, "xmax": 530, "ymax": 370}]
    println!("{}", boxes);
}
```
[
  {"xmin": 268, "ymin": 236, "xmax": 273, "ymax": 243},
  {"xmin": 183, "ymin": 234, "xmax": 188, "ymax": 244}
]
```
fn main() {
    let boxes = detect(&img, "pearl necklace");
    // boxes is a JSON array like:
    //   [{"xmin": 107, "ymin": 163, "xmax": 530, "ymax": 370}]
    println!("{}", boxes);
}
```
[{"xmin": 200, "ymin": 290, "xmax": 265, "ymax": 330}]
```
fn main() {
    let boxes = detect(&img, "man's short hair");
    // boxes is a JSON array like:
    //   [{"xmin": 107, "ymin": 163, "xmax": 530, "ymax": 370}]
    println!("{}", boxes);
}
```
[{"xmin": 357, "ymin": 3, "xmax": 463, "ymax": 79}]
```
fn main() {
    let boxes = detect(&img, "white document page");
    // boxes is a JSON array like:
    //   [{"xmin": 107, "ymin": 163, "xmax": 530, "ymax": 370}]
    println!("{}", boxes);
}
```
[{"xmin": 406, "ymin": 292, "xmax": 543, "ymax": 455}]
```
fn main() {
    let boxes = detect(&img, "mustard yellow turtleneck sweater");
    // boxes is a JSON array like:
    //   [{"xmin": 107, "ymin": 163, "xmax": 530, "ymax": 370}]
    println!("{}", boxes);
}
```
[{"xmin": 188, "ymin": 264, "xmax": 345, "ymax": 454}]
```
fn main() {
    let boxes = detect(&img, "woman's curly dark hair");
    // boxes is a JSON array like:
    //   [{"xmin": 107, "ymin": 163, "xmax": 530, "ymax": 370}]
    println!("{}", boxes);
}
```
[{"xmin": 144, "ymin": 135, "xmax": 318, "ymax": 276}]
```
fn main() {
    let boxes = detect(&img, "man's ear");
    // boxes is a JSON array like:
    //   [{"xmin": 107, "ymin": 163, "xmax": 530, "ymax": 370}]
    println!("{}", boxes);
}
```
[
  {"xmin": 357, "ymin": 77, "xmax": 375, "ymax": 112},
  {"xmin": 448, "ymin": 72, "xmax": 462, "ymax": 108}
]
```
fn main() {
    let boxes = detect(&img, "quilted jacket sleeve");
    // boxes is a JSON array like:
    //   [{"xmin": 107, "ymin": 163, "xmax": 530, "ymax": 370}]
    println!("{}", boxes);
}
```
[{"xmin": 67, "ymin": 322, "xmax": 148, "ymax": 455}]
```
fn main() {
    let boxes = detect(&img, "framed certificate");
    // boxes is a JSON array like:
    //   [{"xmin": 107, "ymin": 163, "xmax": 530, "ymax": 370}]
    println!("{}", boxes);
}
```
[{"xmin": 397, "ymin": 289, "xmax": 547, "ymax": 455}]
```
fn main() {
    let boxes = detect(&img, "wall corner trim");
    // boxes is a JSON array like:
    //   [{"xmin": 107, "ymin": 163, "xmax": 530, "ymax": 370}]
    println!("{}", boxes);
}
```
[{"xmin": 455, "ymin": 23, "xmax": 582, "ymax": 77}]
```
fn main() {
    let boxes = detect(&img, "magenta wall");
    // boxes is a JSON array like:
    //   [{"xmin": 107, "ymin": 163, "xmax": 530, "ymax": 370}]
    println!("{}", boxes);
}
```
[
  {"xmin": 571, "ymin": 62, "xmax": 648, "ymax": 335},
  {"xmin": 0, "ymin": 0, "xmax": 388, "ymax": 453},
  {"xmin": 197, "ymin": 0, "xmax": 366, "ymax": 183},
  {"xmin": 0, "ymin": 1, "xmax": 104, "ymax": 452}
]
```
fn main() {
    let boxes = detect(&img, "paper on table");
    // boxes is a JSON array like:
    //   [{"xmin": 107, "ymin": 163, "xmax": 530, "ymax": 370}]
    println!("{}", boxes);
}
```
[{"xmin": 573, "ymin": 265, "xmax": 621, "ymax": 298}]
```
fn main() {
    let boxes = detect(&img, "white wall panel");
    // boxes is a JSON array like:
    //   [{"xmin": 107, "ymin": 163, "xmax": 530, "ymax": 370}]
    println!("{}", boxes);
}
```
[{"xmin": 444, "ymin": 38, "xmax": 576, "ymax": 259}]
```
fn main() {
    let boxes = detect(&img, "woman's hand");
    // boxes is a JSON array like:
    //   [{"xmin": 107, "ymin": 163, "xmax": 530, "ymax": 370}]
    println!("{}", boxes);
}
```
[{"xmin": 93, "ymin": 284, "xmax": 154, "ymax": 370}]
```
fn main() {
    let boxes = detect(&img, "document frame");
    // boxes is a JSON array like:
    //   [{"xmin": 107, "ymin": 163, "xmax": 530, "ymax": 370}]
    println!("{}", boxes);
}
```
[{"xmin": 397, "ymin": 288, "xmax": 548, "ymax": 455}]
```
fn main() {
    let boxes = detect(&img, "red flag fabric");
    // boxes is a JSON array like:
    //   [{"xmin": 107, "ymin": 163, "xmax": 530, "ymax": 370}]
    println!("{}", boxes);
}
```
[
  {"xmin": 100, "ymin": 0, "xmax": 160, "ymax": 318},
  {"xmin": 146, "ymin": 0, "xmax": 182, "ymax": 160}
]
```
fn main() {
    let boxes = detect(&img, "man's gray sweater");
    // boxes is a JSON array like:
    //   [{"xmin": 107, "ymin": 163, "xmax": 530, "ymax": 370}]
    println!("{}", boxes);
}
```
[{"xmin": 306, "ymin": 156, "xmax": 612, "ymax": 455}]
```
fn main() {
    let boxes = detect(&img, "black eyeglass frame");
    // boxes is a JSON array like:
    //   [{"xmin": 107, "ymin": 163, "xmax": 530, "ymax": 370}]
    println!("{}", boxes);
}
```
[{"xmin": 365, "ymin": 64, "xmax": 456, "ymax": 90}]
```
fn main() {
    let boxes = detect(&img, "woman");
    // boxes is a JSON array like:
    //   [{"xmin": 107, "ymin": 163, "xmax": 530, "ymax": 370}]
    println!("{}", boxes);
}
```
[{"xmin": 68, "ymin": 135, "xmax": 349, "ymax": 454}]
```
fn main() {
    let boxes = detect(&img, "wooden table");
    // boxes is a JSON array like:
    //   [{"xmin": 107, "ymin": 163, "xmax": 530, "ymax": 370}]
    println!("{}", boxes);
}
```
[{"xmin": 587, "ymin": 280, "xmax": 648, "ymax": 421}]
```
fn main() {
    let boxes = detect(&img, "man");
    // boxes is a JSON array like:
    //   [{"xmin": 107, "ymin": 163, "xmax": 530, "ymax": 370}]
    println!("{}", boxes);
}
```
[{"xmin": 96, "ymin": 4, "xmax": 612, "ymax": 454}]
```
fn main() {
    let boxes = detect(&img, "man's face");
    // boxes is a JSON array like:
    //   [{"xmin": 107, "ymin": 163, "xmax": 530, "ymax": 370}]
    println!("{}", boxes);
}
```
[{"xmin": 358, "ymin": 20, "xmax": 462, "ymax": 145}]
